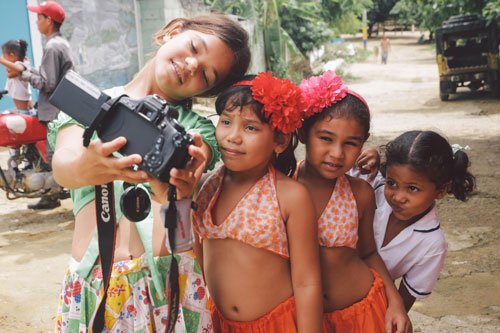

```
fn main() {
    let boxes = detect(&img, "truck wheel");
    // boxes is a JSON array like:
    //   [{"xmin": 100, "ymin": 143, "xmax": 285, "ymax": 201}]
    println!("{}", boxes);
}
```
[
  {"xmin": 440, "ymin": 81, "xmax": 451, "ymax": 101},
  {"xmin": 492, "ymin": 81, "xmax": 500, "ymax": 98}
]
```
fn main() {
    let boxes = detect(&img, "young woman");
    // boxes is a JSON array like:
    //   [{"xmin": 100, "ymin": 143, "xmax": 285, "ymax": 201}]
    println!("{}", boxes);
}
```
[{"xmin": 49, "ymin": 14, "xmax": 251, "ymax": 332}]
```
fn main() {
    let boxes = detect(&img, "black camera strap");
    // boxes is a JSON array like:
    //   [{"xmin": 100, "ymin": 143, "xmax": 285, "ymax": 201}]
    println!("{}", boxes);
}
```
[
  {"xmin": 91, "ymin": 182, "xmax": 117, "ymax": 332},
  {"xmin": 83, "ymin": 95, "xmax": 126, "ymax": 147},
  {"xmin": 164, "ymin": 185, "xmax": 180, "ymax": 333}
]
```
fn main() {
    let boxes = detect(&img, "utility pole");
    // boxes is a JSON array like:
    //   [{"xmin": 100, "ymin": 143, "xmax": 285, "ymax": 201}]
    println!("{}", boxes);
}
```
[{"xmin": 362, "ymin": 9, "xmax": 368, "ymax": 49}]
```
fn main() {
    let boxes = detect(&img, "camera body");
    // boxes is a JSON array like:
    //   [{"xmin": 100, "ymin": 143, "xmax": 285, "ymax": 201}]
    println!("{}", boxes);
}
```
[{"xmin": 50, "ymin": 70, "xmax": 193, "ymax": 182}]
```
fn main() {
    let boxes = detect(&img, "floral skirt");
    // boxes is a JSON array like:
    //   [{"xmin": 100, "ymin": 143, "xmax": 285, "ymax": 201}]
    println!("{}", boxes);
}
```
[{"xmin": 55, "ymin": 251, "xmax": 213, "ymax": 332}]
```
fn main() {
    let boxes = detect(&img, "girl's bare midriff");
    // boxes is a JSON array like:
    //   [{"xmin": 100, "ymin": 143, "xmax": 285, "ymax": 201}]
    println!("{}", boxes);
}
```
[
  {"xmin": 320, "ymin": 246, "xmax": 374, "ymax": 312},
  {"xmin": 203, "ymin": 238, "xmax": 294, "ymax": 321},
  {"xmin": 71, "ymin": 200, "xmax": 170, "ymax": 262}
]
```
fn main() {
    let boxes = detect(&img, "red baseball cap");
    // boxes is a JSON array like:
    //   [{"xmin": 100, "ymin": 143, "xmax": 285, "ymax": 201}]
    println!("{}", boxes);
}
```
[{"xmin": 27, "ymin": 1, "xmax": 65, "ymax": 24}]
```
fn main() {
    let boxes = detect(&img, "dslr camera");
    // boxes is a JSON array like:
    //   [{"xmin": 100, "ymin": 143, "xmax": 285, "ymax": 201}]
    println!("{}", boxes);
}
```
[{"xmin": 49, "ymin": 70, "xmax": 193, "ymax": 182}]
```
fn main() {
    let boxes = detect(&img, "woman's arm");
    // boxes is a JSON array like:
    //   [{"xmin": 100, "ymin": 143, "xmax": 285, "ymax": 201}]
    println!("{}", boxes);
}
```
[
  {"xmin": 354, "ymin": 178, "xmax": 412, "ymax": 333},
  {"xmin": 282, "ymin": 180, "xmax": 322, "ymax": 333},
  {"xmin": 52, "ymin": 125, "xmax": 148, "ymax": 188}
]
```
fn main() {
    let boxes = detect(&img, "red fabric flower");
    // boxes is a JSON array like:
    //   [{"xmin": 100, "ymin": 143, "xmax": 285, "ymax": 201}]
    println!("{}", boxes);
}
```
[
  {"xmin": 250, "ymin": 72, "xmax": 306, "ymax": 134},
  {"xmin": 299, "ymin": 71, "xmax": 348, "ymax": 118}
]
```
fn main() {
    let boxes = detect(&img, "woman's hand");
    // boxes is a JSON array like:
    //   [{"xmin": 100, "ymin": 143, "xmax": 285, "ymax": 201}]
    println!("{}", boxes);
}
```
[
  {"xmin": 355, "ymin": 146, "xmax": 380, "ymax": 182},
  {"xmin": 76, "ymin": 136, "xmax": 148, "ymax": 186},
  {"xmin": 149, "ymin": 133, "xmax": 207, "ymax": 203}
]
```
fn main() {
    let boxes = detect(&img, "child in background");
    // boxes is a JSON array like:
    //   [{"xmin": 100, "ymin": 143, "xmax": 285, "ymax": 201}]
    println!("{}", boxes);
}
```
[
  {"xmin": 50, "ymin": 14, "xmax": 250, "ymax": 332},
  {"xmin": 297, "ymin": 71, "xmax": 411, "ymax": 333},
  {"xmin": 0, "ymin": 39, "xmax": 33, "ymax": 112},
  {"xmin": 193, "ymin": 73, "xmax": 322, "ymax": 332},
  {"xmin": 0, "ymin": 39, "xmax": 35, "ymax": 171},
  {"xmin": 374, "ymin": 130, "xmax": 475, "ymax": 311}
]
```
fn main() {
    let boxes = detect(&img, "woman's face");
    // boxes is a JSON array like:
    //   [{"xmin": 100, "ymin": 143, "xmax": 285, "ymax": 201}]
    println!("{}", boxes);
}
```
[{"xmin": 154, "ymin": 28, "xmax": 234, "ymax": 102}]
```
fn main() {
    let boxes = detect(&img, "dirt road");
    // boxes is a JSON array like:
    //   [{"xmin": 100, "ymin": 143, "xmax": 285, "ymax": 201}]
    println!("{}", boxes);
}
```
[{"xmin": 0, "ymin": 32, "xmax": 499, "ymax": 332}]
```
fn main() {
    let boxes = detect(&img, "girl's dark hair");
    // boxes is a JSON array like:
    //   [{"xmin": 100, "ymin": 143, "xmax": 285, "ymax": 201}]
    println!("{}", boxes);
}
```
[
  {"xmin": 302, "ymin": 93, "xmax": 370, "ymax": 140},
  {"xmin": 2, "ymin": 39, "xmax": 28, "ymax": 60},
  {"xmin": 381, "ymin": 130, "xmax": 475, "ymax": 201},
  {"xmin": 154, "ymin": 14, "xmax": 251, "ymax": 97},
  {"xmin": 215, "ymin": 75, "xmax": 298, "ymax": 176}
]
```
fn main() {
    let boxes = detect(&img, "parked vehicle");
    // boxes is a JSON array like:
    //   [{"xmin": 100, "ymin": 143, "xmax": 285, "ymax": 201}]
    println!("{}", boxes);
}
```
[
  {"xmin": 436, "ymin": 15, "xmax": 499, "ymax": 100},
  {"xmin": 0, "ymin": 90, "xmax": 66, "ymax": 200}
]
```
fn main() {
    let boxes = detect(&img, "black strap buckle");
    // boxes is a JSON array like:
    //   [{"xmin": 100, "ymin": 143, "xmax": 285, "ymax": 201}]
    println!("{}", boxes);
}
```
[{"xmin": 83, "ymin": 95, "xmax": 126, "ymax": 147}]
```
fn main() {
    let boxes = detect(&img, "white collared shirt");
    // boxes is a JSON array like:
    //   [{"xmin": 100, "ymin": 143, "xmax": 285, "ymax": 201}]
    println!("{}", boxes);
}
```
[{"xmin": 373, "ymin": 186, "xmax": 448, "ymax": 299}]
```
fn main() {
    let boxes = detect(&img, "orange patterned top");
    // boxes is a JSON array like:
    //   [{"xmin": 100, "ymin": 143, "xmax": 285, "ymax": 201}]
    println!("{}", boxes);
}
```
[
  {"xmin": 193, "ymin": 165, "xmax": 289, "ymax": 258},
  {"xmin": 294, "ymin": 162, "xmax": 359, "ymax": 249}
]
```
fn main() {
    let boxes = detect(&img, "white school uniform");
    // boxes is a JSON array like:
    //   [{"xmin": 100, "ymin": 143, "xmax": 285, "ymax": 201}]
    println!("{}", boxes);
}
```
[
  {"xmin": 347, "ymin": 168, "xmax": 385, "ymax": 190},
  {"xmin": 373, "ymin": 186, "xmax": 448, "ymax": 299}
]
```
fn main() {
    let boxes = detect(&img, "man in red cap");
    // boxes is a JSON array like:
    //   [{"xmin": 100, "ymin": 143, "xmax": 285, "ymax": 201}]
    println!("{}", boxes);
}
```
[{"xmin": 19, "ymin": 1, "xmax": 74, "ymax": 209}]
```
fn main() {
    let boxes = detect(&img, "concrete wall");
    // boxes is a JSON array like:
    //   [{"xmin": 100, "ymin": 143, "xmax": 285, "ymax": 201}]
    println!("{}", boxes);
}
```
[
  {"xmin": 45, "ymin": 0, "xmax": 265, "ymax": 91},
  {"xmin": 57, "ymin": 0, "xmax": 139, "ymax": 89}
]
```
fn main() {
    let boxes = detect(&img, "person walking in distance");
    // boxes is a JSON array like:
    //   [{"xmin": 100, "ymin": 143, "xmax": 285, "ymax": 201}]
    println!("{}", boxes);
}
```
[
  {"xmin": 380, "ymin": 34, "xmax": 391, "ymax": 65},
  {"xmin": 19, "ymin": 1, "xmax": 73, "ymax": 209}
]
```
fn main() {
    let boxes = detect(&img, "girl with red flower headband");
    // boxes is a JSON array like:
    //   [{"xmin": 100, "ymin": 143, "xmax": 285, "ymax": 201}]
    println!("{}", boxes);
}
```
[
  {"xmin": 296, "ymin": 71, "xmax": 412, "ymax": 333},
  {"xmin": 192, "ymin": 72, "xmax": 322, "ymax": 332}
]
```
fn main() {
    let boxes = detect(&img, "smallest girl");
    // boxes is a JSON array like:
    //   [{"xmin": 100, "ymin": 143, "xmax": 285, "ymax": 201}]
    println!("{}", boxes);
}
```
[
  {"xmin": 193, "ymin": 72, "xmax": 322, "ymax": 332},
  {"xmin": 0, "ymin": 39, "xmax": 33, "ymax": 112},
  {"xmin": 374, "ymin": 130, "xmax": 475, "ymax": 311}
]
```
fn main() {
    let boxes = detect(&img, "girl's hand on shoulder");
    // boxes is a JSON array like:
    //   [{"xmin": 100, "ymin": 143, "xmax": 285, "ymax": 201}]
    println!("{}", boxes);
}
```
[
  {"xmin": 385, "ymin": 301, "xmax": 413, "ymax": 333},
  {"xmin": 356, "ymin": 146, "xmax": 380, "ymax": 182},
  {"xmin": 152, "ymin": 133, "xmax": 207, "ymax": 203},
  {"xmin": 79, "ymin": 136, "xmax": 147, "ymax": 186}
]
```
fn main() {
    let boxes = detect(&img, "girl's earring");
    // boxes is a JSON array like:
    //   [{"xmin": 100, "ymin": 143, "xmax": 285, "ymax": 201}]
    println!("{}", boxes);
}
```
[{"xmin": 275, "ymin": 151, "xmax": 280, "ymax": 159}]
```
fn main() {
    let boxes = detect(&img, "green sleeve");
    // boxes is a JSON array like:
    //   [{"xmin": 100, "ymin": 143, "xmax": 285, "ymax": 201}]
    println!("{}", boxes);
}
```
[
  {"xmin": 47, "ymin": 112, "xmax": 85, "ymax": 150},
  {"xmin": 174, "ymin": 104, "xmax": 220, "ymax": 171}
]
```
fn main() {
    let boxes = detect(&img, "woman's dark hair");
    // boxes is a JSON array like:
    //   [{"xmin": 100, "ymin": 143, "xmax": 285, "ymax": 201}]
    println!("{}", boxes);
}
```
[
  {"xmin": 2, "ymin": 39, "xmax": 28, "ymax": 60},
  {"xmin": 302, "ymin": 93, "xmax": 370, "ymax": 140},
  {"xmin": 215, "ymin": 75, "xmax": 298, "ymax": 176},
  {"xmin": 381, "ymin": 130, "xmax": 475, "ymax": 201},
  {"xmin": 154, "ymin": 13, "xmax": 251, "ymax": 97}
]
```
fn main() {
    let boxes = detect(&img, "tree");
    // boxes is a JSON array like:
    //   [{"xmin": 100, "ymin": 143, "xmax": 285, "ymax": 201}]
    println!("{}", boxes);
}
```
[
  {"xmin": 367, "ymin": 0, "xmax": 399, "ymax": 36},
  {"xmin": 390, "ymin": 0, "xmax": 495, "ymax": 40},
  {"xmin": 205, "ymin": 0, "xmax": 306, "ymax": 79},
  {"xmin": 321, "ymin": 0, "xmax": 372, "ymax": 35},
  {"xmin": 279, "ymin": 1, "xmax": 333, "ymax": 55},
  {"xmin": 390, "ymin": 0, "xmax": 422, "ymax": 29}
]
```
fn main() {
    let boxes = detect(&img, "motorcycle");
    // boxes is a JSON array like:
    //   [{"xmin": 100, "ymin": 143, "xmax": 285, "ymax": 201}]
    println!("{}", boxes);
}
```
[{"xmin": 0, "ymin": 89, "xmax": 65, "ymax": 200}]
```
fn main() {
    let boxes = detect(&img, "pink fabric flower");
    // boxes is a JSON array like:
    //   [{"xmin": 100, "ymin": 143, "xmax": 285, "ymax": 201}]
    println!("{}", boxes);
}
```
[{"xmin": 299, "ymin": 71, "xmax": 348, "ymax": 118}]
